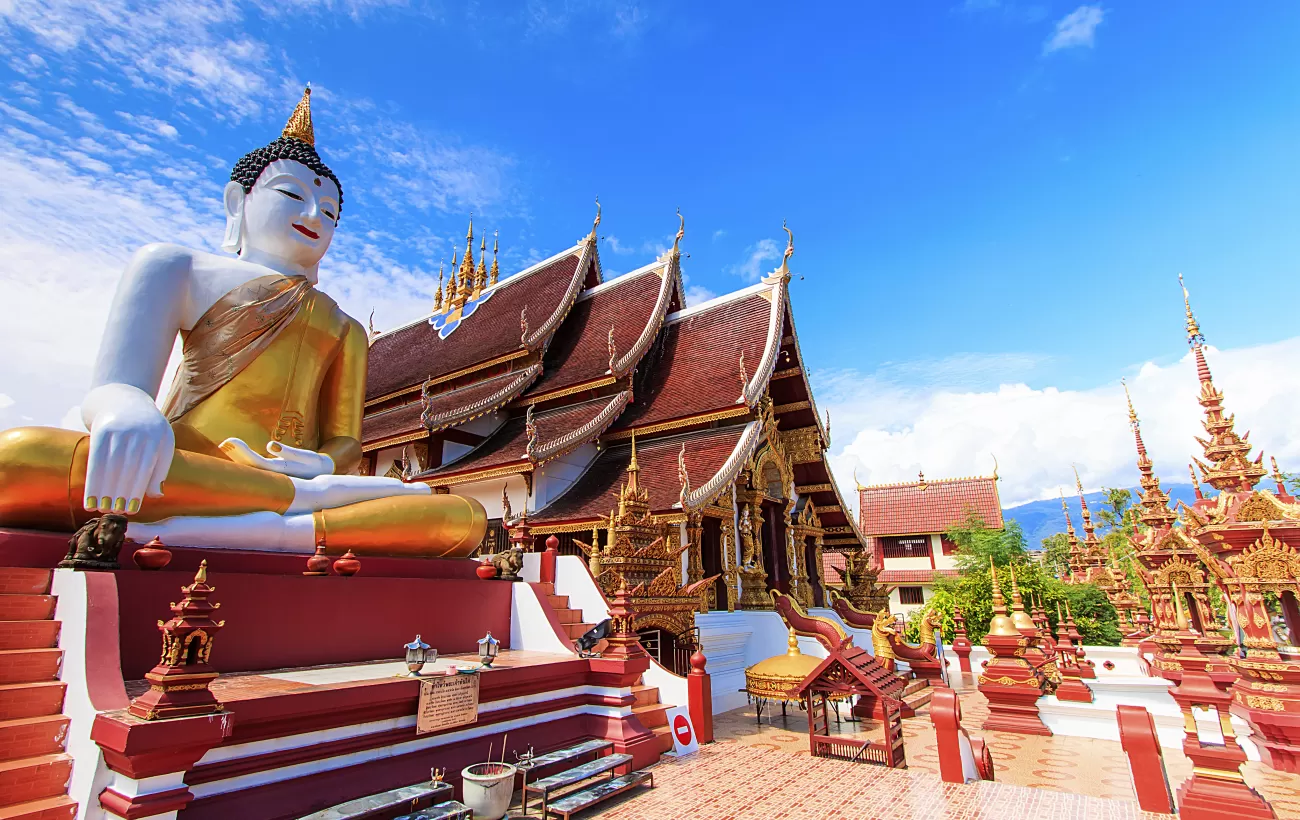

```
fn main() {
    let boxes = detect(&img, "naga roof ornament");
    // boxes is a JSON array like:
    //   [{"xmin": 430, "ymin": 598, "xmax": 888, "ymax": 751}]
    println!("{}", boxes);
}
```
[{"xmin": 762, "ymin": 221, "xmax": 795, "ymax": 285}]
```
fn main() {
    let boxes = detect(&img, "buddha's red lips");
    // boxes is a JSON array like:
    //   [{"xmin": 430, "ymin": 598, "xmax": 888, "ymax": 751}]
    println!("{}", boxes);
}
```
[{"xmin": 293, "ymin": 224, "xmax": 319, "ymax": 239}]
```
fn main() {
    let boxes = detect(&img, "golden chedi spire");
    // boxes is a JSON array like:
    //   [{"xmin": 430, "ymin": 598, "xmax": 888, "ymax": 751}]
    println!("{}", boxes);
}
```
[
  {"xmin": 1123, "ymin": 379, "xmax": 1176, "ymax": 530},
  {"xmin": 1179, "ymin": 274, "xmax": 1265, "ymax": 493},
  {"xmin": 282, "ymin": 86, "xmax": 315, "ymax": 145},
  {"xmin": 457, "ymin": 215, "xmax": 475, "ymax": 303},
  {"xmin": 489, "ymin": 231, "xmax": 500, "ymax": 286},
  {"xmin": 433, "ymin": 262, "xmax": 444, "ymax": 313},
  {"xmin": 473, "ymin": 235, "xmax": 487, "ymax": 295},
  {"xmin": 988, "ymin": 559, "xmax": 1019, "ymax": 637},
  {"xmin": 1008, "ymin": 564, "xmax": 1035, "ymax": 631}
]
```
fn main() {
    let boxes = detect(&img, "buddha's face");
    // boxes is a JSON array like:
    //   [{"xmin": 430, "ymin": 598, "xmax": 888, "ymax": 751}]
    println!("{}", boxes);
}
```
[{"xmin": 237, "ymin": 159, "xmax": 339, "ymax": 269}]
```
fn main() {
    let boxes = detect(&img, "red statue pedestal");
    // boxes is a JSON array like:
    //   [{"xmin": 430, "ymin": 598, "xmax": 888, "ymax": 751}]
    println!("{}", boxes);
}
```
[{"xmin": 1171, "ymin": 670, "xmax": 1276, "ymax": 819}]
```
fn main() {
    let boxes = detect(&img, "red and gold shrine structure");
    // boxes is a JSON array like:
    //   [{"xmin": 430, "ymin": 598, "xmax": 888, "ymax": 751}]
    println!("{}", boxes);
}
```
[
  {"xmin": 1122, "ymin": 381, "xmax": 1231, "ymax": 685},
  {"xmin": 978, "ymin": 562, "xmax": 1051, "ymax": 735},
  {"xmin": 1172, "ymin": 276, "xmax": 1300, "ymax": 774},
  {"xmin": 361, "ymin": 213, "xmax": 868, "ymax": 662}
]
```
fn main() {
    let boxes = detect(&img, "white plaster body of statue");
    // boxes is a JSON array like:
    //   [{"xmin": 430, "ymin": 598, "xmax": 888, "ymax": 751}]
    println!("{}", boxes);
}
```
[{"xmin": 82, "ymin": 158, "xmax": 428, "ymax": 550}]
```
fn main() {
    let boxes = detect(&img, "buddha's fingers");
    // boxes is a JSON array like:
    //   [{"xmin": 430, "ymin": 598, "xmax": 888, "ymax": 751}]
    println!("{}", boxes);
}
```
[
  {"xmin": 123, "ymin": 436, "xmax": 158, "ymax": 514},
  {"xmin": 146, "ymin": 431, "xmax": 173, "ymax": 499},
  {"xmin": 83, "ymin": 427, "xmax": 122, "ymax": 513}
]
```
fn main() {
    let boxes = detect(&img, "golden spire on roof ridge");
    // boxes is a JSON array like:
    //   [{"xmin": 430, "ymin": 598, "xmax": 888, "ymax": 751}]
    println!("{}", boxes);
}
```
[
  {"xmin": 629, "ymin": 431, "xmax": 639, "ymax": 473},
  {"xmin": 474, "ymin": 235, "xmax": 487, "ymax": 292},
  {"xmin": 282, "ymin": 86, "xmax": 315, "ymax": 145},
  {"xmin": 433, "ymin": 263, "xmax": 444, "ymax": 313},
  {"xmin": 1059, "ymin": 489, "xmax": 1075, "ymax": 533},
  {"xmin": 1123, "ymin": 378, "xmax": 1138, "ymax": 427},
  {"xmin": 489, "ymin": 230, "xmax": 500, "ymax": 286},
  {"xmin": 457, "ymin": 215, "xmax": 475, "ymax": 299},
  {"xmin": 367, "ymin": 308, "xmax": 377, "ymax": 342},
  {"xmin": 589, "ymin": 196, "xmax": 601, "ymax": 243}
]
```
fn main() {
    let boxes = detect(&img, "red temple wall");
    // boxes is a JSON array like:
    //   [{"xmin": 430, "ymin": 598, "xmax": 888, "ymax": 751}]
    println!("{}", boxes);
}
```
[{"xmin": 115, "ymin": 571, "xmax": 512, "ymax": 680}]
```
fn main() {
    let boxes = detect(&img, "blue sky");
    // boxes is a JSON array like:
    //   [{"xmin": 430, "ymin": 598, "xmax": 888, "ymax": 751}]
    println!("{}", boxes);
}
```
[{"xmin": 3, "ymin": 1, "xmax": 1299, "ymax": 506}]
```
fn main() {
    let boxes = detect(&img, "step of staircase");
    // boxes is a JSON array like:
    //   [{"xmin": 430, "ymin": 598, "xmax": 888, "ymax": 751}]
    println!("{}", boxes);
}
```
[
  {"xmin": 0, "ymin": 623, "xmax": 60, "ymax": 652},
  {"xmin": 0, "ymin": 597, "xmax": 55, "ymax": 622},
  {"xmin": 632, "ymin": 702, "xmax": 668, "ymax": 729},
  {"xmin": 0, "ymin": 795, "xmax": 77, "ymax": 820},
  {"xmin": 0, "ymin": 571, "xmax": 51, "ymax": 597},
  {"xmin": 554, "ymin": 608, "xmax": 582, "ymax": 625},
  {"xmin": 630, "ymin": 685, "xmax": 659, "ymax": 708},
  {"xmin": 0, "ymin": 651, "xmax": 62, "ymax": 686},
  {"xmin": 0, "ymin": 717, "xmax": 70, "ymax": 763},
  {"xmin": 547, "ymin": 594, "xmax": 570, "ymax": 610},
  {"xmin": 562, "ymin": 622, "xmax": 593, "ymax": 640},
  {"xmin": 901, "ymin": 678, "xmax": 929, "ymax": 697},
  {"xmin": 0, "ymin": 754, "xmax": 73, "ymax": 808},
  {"xmin": 0, "ymin": 684, "xmax": 65, "ymax": 722}
]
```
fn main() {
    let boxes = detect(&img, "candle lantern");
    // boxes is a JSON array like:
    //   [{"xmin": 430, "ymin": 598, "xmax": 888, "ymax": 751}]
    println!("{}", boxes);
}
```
[
  {"xmin": 404, "ymin": 635, "xmax": 435, "ymax": 676},
  {"xmin": 478, "ymin": 631, "xmax": 500, "ymax": 668}
]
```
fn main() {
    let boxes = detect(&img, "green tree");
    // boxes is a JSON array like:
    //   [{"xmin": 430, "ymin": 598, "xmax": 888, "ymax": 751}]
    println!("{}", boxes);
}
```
[
  {"xmin": 947, "ymin": 509, "xmax": 1028, "ymax": 573},
  {"xmin": 912, "ymin": 513, "xmax": 1123, "ymax": 646},
  {"xmin": 1040, "ymin": 532, "xmax": 1071, "ymax": 578},
  {"xmin": 1095, "ymin": 487, "xmax": 1135, "ymax": 533}
]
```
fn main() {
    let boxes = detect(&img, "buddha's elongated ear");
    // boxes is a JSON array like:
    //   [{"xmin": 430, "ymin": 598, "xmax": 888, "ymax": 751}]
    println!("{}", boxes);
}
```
[{"xmin": 221, "ymin": 181, "xmax": 245, "ymax": 253}]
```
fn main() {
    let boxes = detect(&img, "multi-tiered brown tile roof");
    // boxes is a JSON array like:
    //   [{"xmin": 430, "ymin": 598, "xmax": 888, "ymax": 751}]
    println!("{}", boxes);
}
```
[
  {"xmin": 530, "ymin": 425, "xmax": 758, "ymax": 526},
  {"xmin": 525, "ymin": 260, "xmax": 678, "ymax": 402},
  {"xmin": 365, "ymin": 246, "xmax": 593, "ymax": 404},
  {"xmin": 361, "ymin": 365, "xmax": 542, "ymax": 451}
]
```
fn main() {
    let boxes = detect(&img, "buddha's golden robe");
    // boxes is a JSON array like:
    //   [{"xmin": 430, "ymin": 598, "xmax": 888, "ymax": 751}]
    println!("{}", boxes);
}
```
[{"xmin": 0, "ymin": 275, "xmax": 485, "ymax": 557}]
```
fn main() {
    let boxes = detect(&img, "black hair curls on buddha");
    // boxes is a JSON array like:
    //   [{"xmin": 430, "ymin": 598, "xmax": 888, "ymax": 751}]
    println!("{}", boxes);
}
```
[{"xmin": 229, "ymin": 137, "xmax": 344, "ymax": 217}]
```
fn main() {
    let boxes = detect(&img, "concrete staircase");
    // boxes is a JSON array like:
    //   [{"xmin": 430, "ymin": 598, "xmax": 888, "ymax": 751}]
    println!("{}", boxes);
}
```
[
  {"xmin": 0, "ymin": 568, "xmax": 76, "ymax": 820},
  {"xmin": 534, "ymin": 583, "xmax": 674, "ymax": 753},
  {"xmin": 901, "ymin": 677, "xmax": 934, "ymax": 713}
]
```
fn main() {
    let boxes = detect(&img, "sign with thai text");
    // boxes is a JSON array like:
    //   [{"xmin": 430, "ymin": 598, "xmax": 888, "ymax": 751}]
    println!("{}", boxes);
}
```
[{"xmin": 416, "ymin": 673, "xmax": 480, "ymax": 735}]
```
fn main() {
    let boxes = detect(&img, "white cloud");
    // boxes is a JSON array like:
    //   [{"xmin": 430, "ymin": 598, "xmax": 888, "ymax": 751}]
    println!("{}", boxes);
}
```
[
  {"xmin": 1043, "ymin": 5, "xmax": 1104, "ymax": 54},
  {"xmin": 0, "ymin": 394, "xmax": 13, "ymax": 410},
  {"xmin": 711, "ymin": 229, "xmax": 725, "ymax": 241},
  {"xmin": 820, "ymin": 338, "xmax": 1300, "ymax": 510},
  {"xmin": 729, "ymin": 237, "xmax": 781, "ymax": 282}
]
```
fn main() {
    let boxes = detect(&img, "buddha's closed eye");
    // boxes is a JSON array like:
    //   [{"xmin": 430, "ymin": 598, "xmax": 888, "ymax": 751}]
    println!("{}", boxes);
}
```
[{"xmin": 276, "ymin": 188, "xmax": 304, "ymax": 202}]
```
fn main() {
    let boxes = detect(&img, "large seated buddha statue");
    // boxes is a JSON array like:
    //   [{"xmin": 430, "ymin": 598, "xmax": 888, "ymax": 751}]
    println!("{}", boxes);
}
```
[{"xmin": 0, "ymin": 89, "xmax": 486, "ymax": 558}]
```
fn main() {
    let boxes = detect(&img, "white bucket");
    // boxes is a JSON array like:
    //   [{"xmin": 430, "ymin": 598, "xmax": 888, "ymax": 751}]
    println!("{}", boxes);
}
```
[{"xmin": 460, "ymin": 762, "xmax": 517, "ymax": 820}]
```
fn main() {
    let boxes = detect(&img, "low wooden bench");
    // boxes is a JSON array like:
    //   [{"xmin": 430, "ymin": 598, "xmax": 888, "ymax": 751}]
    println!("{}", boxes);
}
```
[
  {"xmin": 524, "ymin": 752, "xmax": 633, "ymax": 815},
  {"xmin": 527, "ymin": 738, "xmax": 613, "ymax": 771},
  {"xmin": 300, "ymin": 782, "xmax": 453, "ymax": 820},
  {"xmin": 545, "ymin": 770, "xmax": 654, "ymax": 819},
  {"xmin": 394, "ymin": 800, "xmax": 472, "ymax": 820}
]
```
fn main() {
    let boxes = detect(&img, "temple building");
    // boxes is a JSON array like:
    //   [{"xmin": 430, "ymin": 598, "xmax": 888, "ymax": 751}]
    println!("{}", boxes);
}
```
[
  {"xmin": 839, "ymin": 471, "xmax": 1003, "ymax": 614},
  {"xmin": 361, "ymin": 211, "xmax": 867, "ymax": 668}
]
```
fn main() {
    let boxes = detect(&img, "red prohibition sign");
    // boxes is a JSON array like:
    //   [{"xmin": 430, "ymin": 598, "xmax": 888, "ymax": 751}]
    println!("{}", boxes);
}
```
[{"xmin": 673, "ymin": 714, "xmax": 693, "ymax": 745}]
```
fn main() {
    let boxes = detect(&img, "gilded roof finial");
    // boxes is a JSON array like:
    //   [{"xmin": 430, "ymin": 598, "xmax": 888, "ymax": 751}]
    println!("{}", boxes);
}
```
[
  {"xmin": 737, "ymin": 349, "xmax": 749, "ymax": 402},
  {"xmin": 917, "ymin": 470, "xmax": 927, "ymax": 492},
  {"xmin": 524, "ymin": 405, "xmax": 537, "ymax": 461},
  {"xmin": 678, "ymin": 442, "xmax": 691, "ymax": 508},
  {"xmin": 433, "ymin": 263, "xmax": 444, "ymax": 313},
  {"xmin": 629, "ymin": 431, "xmax": 640, "ymax": 474},
  {"xmin": 489, "ymin": 230, "xmax": 500, "ymax": 286},
  {"xmin": 854, "ymin": 468, "xmax": 865, "ymax": 492},
  {"xmin": 763, "ymin": 220, "xmax": 795, "ymax": 284},
  {"xmin": 282, "ymin": 86, "xmax": 315, "ymax": 145},
  {"xmin": 1123, "ymin": 378, "xmax": 1138, "ymax": 427},
  {"xmin": 520, "ymin": 305, "xmax": 529, "ymax": 346},
  {"xmin": 991, "ymin": 453, "xmax": 999, "ymax": 481},
  {"xmin": 1179, "ymin": 273, "xmax": 1203, "ymax": 346},
  {"xmin": 502, "ymin": 485, "xmax": 512, "ymax": 521},
  {"xmin": 1272, "ymin": 456, "xmax": 1287, "ymax": 494},
  {"xmin": 607, "ymin": 325, "xmax": 618, "ymax": 375},
  {"xmin": 474, "ymin": 235, "xmax": 487, "ymax": 291},
  {"xmin": 368, "ymin": 309, "xmax": 377, "ymax": 343},
  {"xmin": 589, "ymin": 196, "xmax": 601, "ymax": 243},
  {"xmin": 1059, "ymin": 488, "xmax": 1075, "ymax": 534},
  {"xmin": 458, "ymin": 214, "xmax": 475, "ymax": 295},
  {"xmin": 1189, "ymin": 463, "xmax": 1204, "ymax": 499},
  {"xmin": 670, "ymin": 208, "xmax": 684, "ymax": 257},
  {"xmin": 195, "ymin": 558, "xmax": 208, "ymax": 585}
]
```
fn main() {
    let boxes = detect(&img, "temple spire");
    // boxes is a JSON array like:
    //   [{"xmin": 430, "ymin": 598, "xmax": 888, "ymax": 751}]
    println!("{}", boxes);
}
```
[
  {"xmin": 1179, "ymin": 274, "xmax": 1265, "ymax": 492},
  {"xmin": 489, "ymin": 231, "xmax": 500, "ymax": 286},
  {"xmin": 474, "ymin": 234, "xmax": 487, "ymax": 293},
  {"xmin": 457, "ymin": 215, "xmax": 475, "ymax": 302},
  {"xmin": 433, "ymin": 262, "xmax": 444, "ymax": 313},
  {"xmin": 1124, "ymin": 379, "xmax": 1176, "ymax": 529}
]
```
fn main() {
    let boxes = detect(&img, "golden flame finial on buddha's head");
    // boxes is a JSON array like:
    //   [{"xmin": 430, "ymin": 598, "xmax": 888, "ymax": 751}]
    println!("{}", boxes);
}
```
[{"xmin": 282, "ymin": 86, "xmax": 315, "ymax": 146}]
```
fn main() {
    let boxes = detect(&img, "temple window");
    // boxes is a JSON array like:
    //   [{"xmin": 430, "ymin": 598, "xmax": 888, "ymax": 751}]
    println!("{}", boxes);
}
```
[
  {"xmin": 898, "ymin": 586, "xmax": 925, "ymax": 605},
  {"xmin": 881, "ymin": 536, "xmax": 931, "ymax": 560}
]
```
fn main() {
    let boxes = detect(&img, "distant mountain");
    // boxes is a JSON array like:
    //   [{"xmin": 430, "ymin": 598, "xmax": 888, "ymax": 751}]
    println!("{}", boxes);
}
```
[{"xmin": 1007, "ymin": 485, "xmax": 1201, "ymax": 549}]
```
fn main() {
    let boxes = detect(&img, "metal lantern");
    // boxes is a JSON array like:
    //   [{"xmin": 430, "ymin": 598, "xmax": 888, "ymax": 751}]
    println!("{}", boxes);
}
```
[
  {"xmin": 477, "ymin": 631, "xmax": 500, "ymax": 668},
  {"xmin": 404, "ymin": 635, "xmax": 435, "ymax": 676}
]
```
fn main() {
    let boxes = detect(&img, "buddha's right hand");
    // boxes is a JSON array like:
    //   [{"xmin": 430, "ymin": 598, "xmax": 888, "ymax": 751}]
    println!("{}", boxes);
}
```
[{"xmin": 81, "ymin": 383, "xmax": 176, "ymax": 514}]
